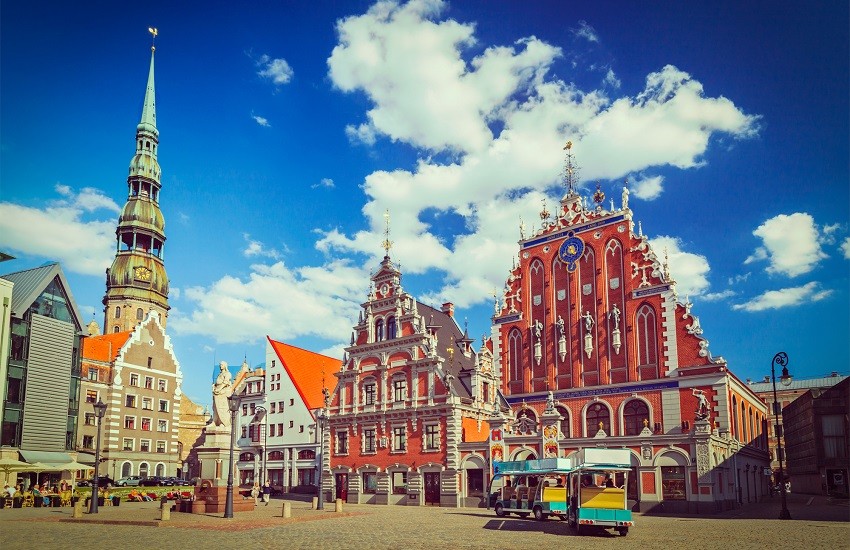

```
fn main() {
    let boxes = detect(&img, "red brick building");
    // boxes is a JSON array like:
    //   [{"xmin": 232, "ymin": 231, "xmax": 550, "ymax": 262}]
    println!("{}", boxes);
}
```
[
  {"xmin": 327, "ymin": 254, "xmax": 499, "ymax": 506},
  {"xmin": 480, "ymin": 145, "xmax": 771, "ymax": 512}
]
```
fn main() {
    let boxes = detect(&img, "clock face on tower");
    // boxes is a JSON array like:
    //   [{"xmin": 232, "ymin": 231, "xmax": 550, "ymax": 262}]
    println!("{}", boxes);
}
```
[{"xmin": 134, "ymin": 266, "xmax": 152, "ymax": 282}]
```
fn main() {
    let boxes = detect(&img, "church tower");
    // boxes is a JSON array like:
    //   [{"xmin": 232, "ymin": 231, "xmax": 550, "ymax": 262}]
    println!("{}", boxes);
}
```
[{"xmin": 103, "ymin": 32, "xmax": 169, "ymax": 333}]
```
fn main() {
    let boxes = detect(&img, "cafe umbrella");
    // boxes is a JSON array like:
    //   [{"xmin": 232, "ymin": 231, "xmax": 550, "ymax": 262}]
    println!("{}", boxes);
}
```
[{"xmin": 0, "ymin": 457, "xmax": 29, "ymax": 486}]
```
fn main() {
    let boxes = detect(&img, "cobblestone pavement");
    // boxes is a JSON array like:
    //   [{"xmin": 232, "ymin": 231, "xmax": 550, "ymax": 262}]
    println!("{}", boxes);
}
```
[{"xmin": 0, "ymin": 493, "xmax": 846, "ymax": 550}]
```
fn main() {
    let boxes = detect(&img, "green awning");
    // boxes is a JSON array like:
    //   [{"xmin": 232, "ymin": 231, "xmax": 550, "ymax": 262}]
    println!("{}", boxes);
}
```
[{"xmin": 18, "ymin": 450, "xmax": 72, "ymax": 465}]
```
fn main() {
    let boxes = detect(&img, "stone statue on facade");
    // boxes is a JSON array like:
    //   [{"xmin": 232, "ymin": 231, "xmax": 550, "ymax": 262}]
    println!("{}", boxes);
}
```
[
  {"xmin": 210, "ymin": 361, "xmax": 233, "ymax": 428},
  {"xmin": 692, "ymin": 388, "xmax": 710, "ymax": 421}
]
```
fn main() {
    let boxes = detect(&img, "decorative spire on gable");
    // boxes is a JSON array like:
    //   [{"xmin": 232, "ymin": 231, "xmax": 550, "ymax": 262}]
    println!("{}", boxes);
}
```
[
  {"xmin": 562, "ymin": 141, "xmax": 580, "ymax": 197},
  {"xmin": 381, "ymin": 210, "xmax": 393, "ymax": 259}
]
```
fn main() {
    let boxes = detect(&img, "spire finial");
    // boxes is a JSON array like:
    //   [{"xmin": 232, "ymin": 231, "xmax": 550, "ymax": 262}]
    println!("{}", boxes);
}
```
[
  {"xmin": 382, "ymin": 210, "xmax": 392, "ymax": 258},
  {"xmin": 148, "ymin": 27, "xmax": 158, "ymax": 52},
  {"xmin": 540, "ymin": 198, "xmax": 550, "ymax": 225},
  {"xmin": 663, "ymin": 247, "xmax": 671, "ymax": 280},
  {"xmin": 562, "ymin": 140, "xmax": 580, "ymax": 196}
]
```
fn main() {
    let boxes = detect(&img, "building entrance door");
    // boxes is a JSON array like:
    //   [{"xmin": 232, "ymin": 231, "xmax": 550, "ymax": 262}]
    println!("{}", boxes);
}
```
[
  {"xmin": 335, "ymin": 473, "xmax": 348, "ymax": 501},
  {"xmin": 424, "ymin": 472, "xmax": 440, "ymax": 506}
]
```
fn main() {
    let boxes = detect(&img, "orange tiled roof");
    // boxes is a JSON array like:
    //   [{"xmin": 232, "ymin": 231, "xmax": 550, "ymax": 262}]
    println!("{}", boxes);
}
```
[
  {"xmin": 82, "ymin": 331, "xmax": 132, "ymax": 362},
  {"xmin": 267, "ymin": 337, "xmax": 341, "ymax": 411}
]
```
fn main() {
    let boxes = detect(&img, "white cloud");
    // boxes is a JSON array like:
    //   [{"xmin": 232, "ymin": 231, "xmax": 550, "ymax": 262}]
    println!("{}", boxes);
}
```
[
  {"xmin": 648, "ymin": 236, "xmax": 711, "ymax": 297},
  {"xmin": 345, "ymin": 123, "xmax": 378, "ymax": 146},
  {"xmin": 631, "ymin": 175, "xmax": 664, "ymax": 200},
  {"xmin": 312, "ymin": 178, "xmax": 335, "ymax": 189},
  {"xmin": 242, "ymin": 234, "xmax": 281, "ymax": 260},
  {"xmin": 728, "ymin": 272, "xmax": 751, "ymax": 285},
  {"xmin": 573, "ymin": 20, "xmax": 599, "ymax": 43},
  {"xmin": 252, "ymin": 114, "xmax": 271, "ymax": 127},
  {"xmin": 700, "ymin": 289, "xmax": 736, "ymax": 302},
  {"xmin": 257, "ymin": 54, "xmax": 294, "ymax": 85},
  {"xmin": 0, "ymin": 185, "xmax": 118, "ymax": 276},
  {"xmin": 603, "ymin": 68, "xmax": 620, "ymax": 89},
  {"xmin": 744, "ymin": 213, "xmax": 827, "ymax": 277},
  {"xmin": 170, "ymin": 287, "xmax": 181, "ymax": 300},
  {"xmin": 841, "ymin": 237, "xmax": 850, "ymax": 259},
  {"xmin": 732, "ymin": 281, "xmax": 833, "ymax": 312},
  {"xmin": 169, "ymin": 259, "xmax": 367, "ymax": 344}
]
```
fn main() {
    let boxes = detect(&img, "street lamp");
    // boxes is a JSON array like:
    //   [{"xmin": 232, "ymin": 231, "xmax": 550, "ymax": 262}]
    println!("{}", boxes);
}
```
[
  {"xmin": 315, "ymin": 407, "xmax": 328, "ymax": 510},
  {"xmin": 253, "ymin": 406, "xmax": 268, "ymax": 485},
  {"xmin": 224, "ymin": 393, "xmax": 241, "ymax": 519},
  {"xmin": 90, "ymin": 399, "xmax": 108, "ymax": 514},
  {"xmin": 771, "ymin": 351, "xmax": 792, "ymax": 520}
]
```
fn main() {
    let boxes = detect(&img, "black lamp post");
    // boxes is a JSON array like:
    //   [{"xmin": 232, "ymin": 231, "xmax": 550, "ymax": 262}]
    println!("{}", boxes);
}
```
[
  {"xmin": 315, "ymin": 407, "xmax": 328, "ymax": 510},
  {"xmin": 771, "ymin": 351, "xmax": 792, "ymax": 520},
  {"xmin": 224, "ymin": 393, "xmax": 241, "ymax": 519},
  {"xmin": 90, "ymin": 399, "xmax": 108, "ymax": 514}
]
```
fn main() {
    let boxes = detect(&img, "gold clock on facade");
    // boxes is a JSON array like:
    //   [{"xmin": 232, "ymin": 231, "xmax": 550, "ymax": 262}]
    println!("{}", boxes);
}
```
[{"xmin": 134, "ymin": 266, "xmax": 152, "ymax": 282}]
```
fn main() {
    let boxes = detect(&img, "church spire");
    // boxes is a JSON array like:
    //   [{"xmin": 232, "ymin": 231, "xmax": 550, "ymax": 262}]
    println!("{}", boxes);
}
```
[{"xmin": 102, "ymin": 29, "xmax": 170, "ymax": 334}]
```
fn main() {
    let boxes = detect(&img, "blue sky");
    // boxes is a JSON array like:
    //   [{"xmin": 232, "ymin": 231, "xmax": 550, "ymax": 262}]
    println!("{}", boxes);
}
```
[{"xmin": 2, "ymin": 0, "xmax": 848, "ymax": 408}]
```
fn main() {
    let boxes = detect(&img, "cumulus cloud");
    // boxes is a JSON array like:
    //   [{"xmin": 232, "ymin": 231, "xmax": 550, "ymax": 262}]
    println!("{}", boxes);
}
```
[
  {"xmin": 603, "ymin": 68, "xmax": 621, "ymax": 89},
  {"xmin": 257, "ymin": 54, "xmax": 294, "ymax": 85},
  {"xmin": 312, "ymin": 178, "xmax": 335, "ymax": 189},
  {"xmin": 631, "ymin": 175, "xmax": 664, "ymax": 200},
  {"xmin": 242, "ymin": 234, "xmax": 282, "ymax": 260},
  {"xmin": 744, "ymin": 213, "xmax": 827, "ymax": 277},
  {"xmin": 252, "ymin": 114, "xmax": 271, "ymax": 127},
  {"xmin": 732, "ymin": 281, "xmax": 833, "ymax": 312},
  {"xmin": 842, "ymin": 237, "xmax": 850, "ymax": 259},
  {"xmin": 648, "ymin": 236, "xmax": 711, "ymax": 297},
  {"xmin": 573, "ymin": 20, "xmax": 599, "ymax": 43},
  {"xmin": 700, "ymin": 289, "xmax": 736, "ymax": 302},
  {"xmin": 0, "ymin": 184, "xmax": 118, "ymax": 276},
  {"xmin": 169, "ymin": 259, "xmax": 367, "ymax": 344}
]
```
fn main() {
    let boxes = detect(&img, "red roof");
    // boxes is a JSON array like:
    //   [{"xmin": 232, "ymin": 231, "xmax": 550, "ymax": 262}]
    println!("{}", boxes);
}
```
[
  {"xmin": 267, "ymin": 337, "xmax": 341, "ymax": 411},
  {"xmin": 82, "ymin": 331, "xmax": 132, "ymax": 362}
]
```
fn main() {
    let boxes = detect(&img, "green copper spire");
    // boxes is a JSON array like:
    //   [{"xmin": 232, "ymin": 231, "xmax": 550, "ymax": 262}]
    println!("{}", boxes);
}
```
[{"xmin": 137, "ymin": 44, "xmax": 158, "ymax": 136}]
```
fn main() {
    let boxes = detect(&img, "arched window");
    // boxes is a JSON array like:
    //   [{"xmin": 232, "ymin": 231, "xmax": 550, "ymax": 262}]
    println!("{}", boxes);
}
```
[
  {"xmin": 555, "ymin": 406, "xmax": 570, "ymax": 437},
  {"xmin": 748, "ymin": 408, "xmax": 754, "ymax": 445},
  {"xmin": 239, "ymin": 452, "xmax": 255, "ymax": 462},
  {"xmin": 635, "ymin": 304, "xmax": 658, "ymax": 379},
  {"xmin": 136, "ymin": 308, "xmax": 144, "ymax": 321},
  {"xmin": 113, "ymin": 326, "xmax": 120, "ymax": 333},
  {"xmin": 155, "ymin": 463, "xmax": 164, "ymax": 477},
  {"xmin": 623, "ymin": 400, "xmax": 650, "ymax": 435},
  {"xmin": 139, "ymin": 462, "xmax": 149, "ymax": 477},
  {"xmin": 731, "ymin": 396, "xmax": 739, "ymax": 439},
  {"xmin": 508, "ymin": 329, "xmax": 522, "ymax": 383},
  {"xmin": 741, "ymin": 402, "xmax": 747, "ymax": 442},
  {"xmin": 268, "ymin": 451, "xmax": 284, "ymax": 461},
  {"xmin": 121, "ymin": 462, "xmax": 132, "ymax": 477},
  {"xmin": 387, "ymin": 316, "xmax": 396, "ymax": 339},
  {"xmin": 375, "ymin": 319, "xmax": 384, "ymax": 342},
  {"xmin": 586, "ymin": 402, "xmax": 611, "ymax": 435},
  {"xmin": 298, "ymin": 449, "xmax": 316, "ymax": 460},
  {"xmin": 114, "ymin": 306, "xmax": 121, "ymax": 318}
]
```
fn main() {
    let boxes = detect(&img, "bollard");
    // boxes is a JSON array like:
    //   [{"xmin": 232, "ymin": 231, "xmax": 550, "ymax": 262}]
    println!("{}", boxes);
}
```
[
  {"xmin": 72, "ymin": 499, "xmax": 84, "ymax": 519},
  {"xmin": 334, "ymin": 498, "xmax": 343, "ymax": 513},
  {"xmin": 281, "ymin": 501, "xmax": 291, "ymax": 518},
  {"xmin": 311, "ymin": 496, "xmax": 318, "ymax": 510},
  {"xmin": 159, "ymin": 495, "xmax": 170, "ymax": 521}
]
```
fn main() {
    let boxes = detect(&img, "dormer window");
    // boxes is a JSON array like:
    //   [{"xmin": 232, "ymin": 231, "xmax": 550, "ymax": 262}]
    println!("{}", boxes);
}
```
[{"xmin": 387, "ymin": 316, "xmax": 396, "ymax": 339}]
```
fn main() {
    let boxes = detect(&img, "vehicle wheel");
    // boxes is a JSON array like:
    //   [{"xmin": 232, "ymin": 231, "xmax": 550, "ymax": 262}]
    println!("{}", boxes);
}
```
[
  {"xmin": 617, "ymin": 527, "xmax": 629, "ymax": 537},
  {"xmin": 533, "ymin": 506, "xmax": 548, "ymax": 521},
  {"xmin": 495, "ymin": 503, "xmax": 506, "ymax": 517}
]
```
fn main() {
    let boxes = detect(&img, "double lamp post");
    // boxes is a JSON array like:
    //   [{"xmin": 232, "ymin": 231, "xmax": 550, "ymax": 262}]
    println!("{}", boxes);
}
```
[
  {"xmin": 89, "ymin": 399, "xmax": 108, "ymax": 514},
  {"xmin": 770, "ymin": 351, "xmax": 792, "ymax": 520}
]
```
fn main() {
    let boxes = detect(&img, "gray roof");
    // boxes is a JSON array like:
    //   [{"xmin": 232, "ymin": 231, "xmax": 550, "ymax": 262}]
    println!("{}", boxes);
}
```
[
  {"xmin": 418, "ymin": 302, "xmax": 476, "ymax": 399},
  {"xmin": 747, "ymin": 374, "xmax": 848, "ymax": 393},
  {"xmin": 0, "ymin": 262, "xmax": 84, "ymax": 328}
]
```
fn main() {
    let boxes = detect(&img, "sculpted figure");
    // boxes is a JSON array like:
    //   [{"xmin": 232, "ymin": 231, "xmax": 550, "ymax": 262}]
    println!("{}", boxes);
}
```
[{"xmin": 211, "ymin": 361, "xmax": 233, "ymax": 427}]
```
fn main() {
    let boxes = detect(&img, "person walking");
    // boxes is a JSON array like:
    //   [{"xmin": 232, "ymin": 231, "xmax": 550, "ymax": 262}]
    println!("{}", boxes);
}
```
[
  {"xmin": 251, "ymin": 481, "xmax": 260, "ymax": 506},
  {"xmin": 262, "ymin": 481, "xmax": 271, "ymax": 506}
]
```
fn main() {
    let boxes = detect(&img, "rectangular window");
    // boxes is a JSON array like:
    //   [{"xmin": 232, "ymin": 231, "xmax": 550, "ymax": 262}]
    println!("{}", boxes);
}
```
[
  {"xmin": 278, "ymin": 423, "xmax": 284, "ymax": 434},
  {"xmin": 364, "ymin": 383, "xmax": 376, "ymax": 405},
  {"xmin": 364, "ymin": 429, "xmax": 376, "ymax": 453},
  {"xmin": 249, "ymin": 425, "xmax": 255, "ymax": 439},
  {"xmin": 241, "ymin": 426, "xmax": 247, "ymax": 438},
  {"xmin": 82, "ymin": 435, "xmax": 94, "ymax": 448},
  {"xmin": 125, "ymin": 395, "xmax": 137, "ymax": 408},
  {"xmin": 158, "ymin": 379, "xmax": 167, "ymax": 392},
  {"xmin": 270, "ymin": 403, "xmax": 276, "ymax": 414},
  {"xmin": 84, "ymin": 413, "xmax": 95, "ymax": 426},
  {"xmin": 88, "ymin": 368, "xmax": 98, "ymax": 381},
  {"xmin": 822, "ymin": 415, "xmax": 847, "ymax": 459},
  {"xmin": 289, "ymin": 421, "xmax": 294, "ymax": 428},
  {"xmin": 392, "ymin": 471, "xmax": 407, "ymax": 494},
  {"xmin": 393, "ymin": 426, "xmax": 406, "ymax": 451},
  {"xmin": 158, "ymin": 419, "xmax": 168, "ymax": 432},
  {"xmin": 141, "ymin": 417, "xmax": 152, "ymax": 431},
  {"xmin": 142, "ymin": 397, "xmax": 153, "ymax": 410},
  {"xmin": 289, "ymin": 399, "xmax": 294, "ymax": 406},
  {"xmin": 145, "ymin": 376, "xmax": 153, "ymax": 389},
  {"xmin": 661, "ymin": 466, "xmax": 686, "ymax": 500},
  {"xmin": 425, "ymin": 424, "xmax": 439, "ymax": 450},
  {"xmin": 147, "ymin": 357, "xmax": 152, "ymax": 369},
  {"xmin": 393, "ymin": 379, "xmax": 406, "ymax": 402},
  {"xmin": 278, "ymin": 401, "xmax": 285, "ymax": 411},
  {"xmin": 337, "ymin": 431, "xmax": 348, "ymax": 454},
  {"xmin": 124, "ymin": 416, "xmax": 135, "ymax": 430},
  {"xmin": 299, "ymin": 425, "xmax": 304, "ymax": 433},
  {"xmin": 86, "ymin": 390, "xmax": 98, "ymax": 403},
  {"xmin": 122, "ymin": 438, "xmax": 134, "ymax": 451},
  {"xmin": 268, "ymin": 425, "xmax": 275, "ymax": 437},
  {"xmin": 242, "ymin": 404, "xmax": 248, "ymax": 415},
  {"xmin": 156, "ymin": 441, "xmax": 166, "ymax": 453},
  {"xmin": 362, "ymin": 472, "xmax": 377, "ymax": 494},
  {"xmin": 140, "ymin": 439, "xmax": 151, "ymax": 452},
  {"xmin": 158, "ymin": 400, "xmax": 169, "ymax": 412},
  {"xmin": 250, "ymin": 403, "xmax": 256, "ymax": 415},
  {"xmin": 129, "ymin": 374, "xmax": 139, "ymax": 387}
]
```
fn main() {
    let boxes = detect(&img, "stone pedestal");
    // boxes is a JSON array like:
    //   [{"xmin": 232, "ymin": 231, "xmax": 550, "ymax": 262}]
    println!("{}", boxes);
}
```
[
  {"xmin": 192, "ymin": 484, "xmax": 254, "ymax": 514},
  {"xmin": 189, "ymin": 426, "xmax": 254, "ymax": 514}
]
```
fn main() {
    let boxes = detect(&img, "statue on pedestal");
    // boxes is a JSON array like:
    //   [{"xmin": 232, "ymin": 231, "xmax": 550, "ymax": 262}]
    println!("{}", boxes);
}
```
[{"xmin": 210, "ymin": 361, "xmax": 233, "ymax": 428}]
